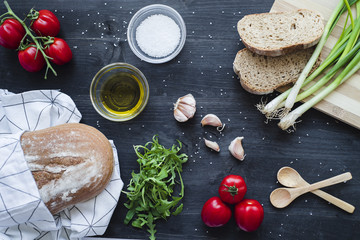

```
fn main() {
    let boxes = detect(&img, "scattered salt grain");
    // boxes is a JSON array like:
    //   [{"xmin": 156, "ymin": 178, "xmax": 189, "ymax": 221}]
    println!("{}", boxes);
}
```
[{"xmin": 136, "ymin": 14, "xmax": 180, "ymax": 58}]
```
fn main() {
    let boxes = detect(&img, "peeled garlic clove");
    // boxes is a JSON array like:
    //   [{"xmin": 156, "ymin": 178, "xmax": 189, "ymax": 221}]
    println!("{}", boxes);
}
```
[
  {"xmin": 174, "ymin": 94, "xmax": 196, "ymax": 122},
  {"xmin": 204, "ymin": 138, "xmax": 220, "ymax": 152},
  {"xmin": 228, "ymin": 137, "xmax": 245, "ymax": 161},
  {"xmin": 201, "ymin": 114, "xmax": 223, "ymax": 127}
]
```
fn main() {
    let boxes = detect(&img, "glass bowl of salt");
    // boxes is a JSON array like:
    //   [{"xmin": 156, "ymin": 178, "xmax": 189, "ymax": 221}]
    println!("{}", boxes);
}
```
[{"xmin": 127, "ymin": 4, "xmax": 186, "ymax": 64}]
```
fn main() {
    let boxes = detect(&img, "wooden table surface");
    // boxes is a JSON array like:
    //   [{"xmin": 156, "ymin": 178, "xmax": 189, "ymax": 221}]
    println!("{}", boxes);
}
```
[{"xmin": 1, "ymin": 0, "xmax": 359, "ymax": 239}]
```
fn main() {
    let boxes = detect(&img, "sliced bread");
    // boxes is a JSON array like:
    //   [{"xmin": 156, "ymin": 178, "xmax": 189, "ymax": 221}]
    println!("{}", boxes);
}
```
[
  {"xmin": 237, "ymin": 9, "xmax": 324, "ymax": 57},
  {"xmin": 233, "ymin": 47, "xmax": 320, "ymax": 95}
]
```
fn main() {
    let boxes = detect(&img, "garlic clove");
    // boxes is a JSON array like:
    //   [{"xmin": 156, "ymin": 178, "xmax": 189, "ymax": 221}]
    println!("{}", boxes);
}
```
[
  {"xmin": 177, "ymin": 102, "xmax": 196, "ymax": 118},
  {"xmin": 201, "ymin": 114, "xmax": 223, "ymax": 127},
  {"xmin": 178, "ymin": 93, "xmax": 196, "ymax": 107},
  {"xmin": 174, "ymin": 108, "xmax": 188, "ymax": 122},
  {"xmin": 204, "ymin": 138, "xmax": 220, "ymax": 152},
  {"xmin": 228, "ymin": 137, "xmax": 245, "ymax": 161},
  {"xmin": 174, "ymin": 94, "xmax": 196, "ymax": 122}
]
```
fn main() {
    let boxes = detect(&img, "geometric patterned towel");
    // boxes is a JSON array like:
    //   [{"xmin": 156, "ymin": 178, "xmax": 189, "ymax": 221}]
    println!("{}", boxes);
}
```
[{"xmin": 0, "ymin": 89, "xmax": 123, "ymax": 240}]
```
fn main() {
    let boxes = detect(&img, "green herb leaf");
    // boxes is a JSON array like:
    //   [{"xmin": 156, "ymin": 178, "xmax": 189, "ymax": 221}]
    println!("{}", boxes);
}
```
[
  {"xmin": 123, "ymin": 136, "xmax": 188, "ymax": 240},
  {"xmin": 172, "ymin": 203, "xmax": 184, "ymax": 216}
]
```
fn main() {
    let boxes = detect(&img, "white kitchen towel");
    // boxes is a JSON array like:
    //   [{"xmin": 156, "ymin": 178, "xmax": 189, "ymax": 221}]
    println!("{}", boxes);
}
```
[{"xmin": 0, "ymin": 89, "xmax": 123, "ymax": 240}]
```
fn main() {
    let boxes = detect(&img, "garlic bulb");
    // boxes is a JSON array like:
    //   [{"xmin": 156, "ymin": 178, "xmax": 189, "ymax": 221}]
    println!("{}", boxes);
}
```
[
  {"xmin": 228, "ymin": 137, "xmax": 245, "ymax": 161},
  {"xmin": 174, "ymin": 94, "xmax": 196, "ymax": 122},
  {"xmin": 204, "ymin": 138, "xmax": 220, "ymax": 152},
  {"xmin": 201, "ymin": 114, "xmax": 225, "ymax": 131}
]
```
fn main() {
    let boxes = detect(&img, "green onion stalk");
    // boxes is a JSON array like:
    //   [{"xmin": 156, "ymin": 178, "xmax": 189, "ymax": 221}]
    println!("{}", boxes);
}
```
[
  {"xmin": 274, "ymin": 38, "xmax": 360, "ymax": 111},
  {"xmin": 283, "ymin": 0, "xmax": 350, "ymax": 111},
  {"xmin": 278, "ymin": 47, "xmax": 360, "ymax": 130},
  {"xmin": 278, "ymin": 0, "xmax": 360, "ymax": 130},
  {"xmin": 257, "ymin": 0, "xmax": 360, "ymax": 119},
  {"xmin": 258, "ymin": 35, "xmax": 348, "ymax": 118},
  {"xmin": 272, "ymin": 19, "xmax": 360, "ymax": 112},
  {"xmin": 259, "ymin": 0, "xmax": 358, "ymax": 118}
]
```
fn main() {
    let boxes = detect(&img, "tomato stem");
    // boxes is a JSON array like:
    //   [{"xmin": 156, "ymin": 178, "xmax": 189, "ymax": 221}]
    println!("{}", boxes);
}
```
[
  {"xmin": 221, "ymin": 184, "xmax": 238, "ymax": 197},
  {"xmin": 3, "ymin": 0, "xmax": 57, "ymax": 79},
  {"xmin": 27, "ymin": 8, "xmax": 39, "ymax": 20},
  {"xmin": 0, "ymin": 12, "xmax": 11, "ymax": 20},
  {"xmin": 40, "ymin": 36, "xmax": 54, "ymax": 47}
]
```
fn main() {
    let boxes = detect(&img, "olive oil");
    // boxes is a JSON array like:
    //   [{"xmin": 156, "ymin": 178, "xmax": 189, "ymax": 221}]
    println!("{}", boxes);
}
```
[{"xmin": 100, "ymin": 72, "xmax": 143, "ymax": 116}]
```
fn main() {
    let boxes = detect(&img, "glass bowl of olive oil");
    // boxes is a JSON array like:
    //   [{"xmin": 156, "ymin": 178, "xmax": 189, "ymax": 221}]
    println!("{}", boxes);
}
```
[{"xmin": 90, "ymin": 63, "xmax": 149, "ymax": 121}]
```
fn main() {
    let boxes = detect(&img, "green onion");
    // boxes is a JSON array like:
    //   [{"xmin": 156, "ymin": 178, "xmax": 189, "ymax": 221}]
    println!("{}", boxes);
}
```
[
  {"xmin": 279, "ymin": 47, "xmax": 360, "ymax": 130},
  {"xmin": 258, "ymin": 36, "xmax": 348, "ymax": 118},
  {"xmin": 259, "ymin": 0, "xmax": 360, "ymax": 130},
  {"xmin": 276, "ymin": 38, "xmax": 360, "ymax": 110},
  {"xmin": 278, "ymin": 0, "xmax": 360, "ymax": 130},
  {"xmin": 283, "ymin": 0, "xmax": 355, "ymax": 111}
]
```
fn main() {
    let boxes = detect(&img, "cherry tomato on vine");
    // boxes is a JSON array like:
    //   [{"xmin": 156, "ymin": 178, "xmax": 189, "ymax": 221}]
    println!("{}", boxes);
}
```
[
  {"xmin": 18, "ymin": 45, "xmax": 45, "ymax": 72},
  {"xmin": 0, "ymin": 18, "xmax": 26, "ymax": 49},
  {"xmin": 201, "ymin": 197, "xmax": 231, "ymax": 227},
  {"xmin": 44, "ymin": 37, "xmax": 72, "ymax": 65},
  {"xmin": 30, "ymin": 9, "xmax": 60, "ymax": 36},
  {"xmin": 218, "ymin": 175, "xmax": 247, "ymax": 204},
  {"xmin": 234, "ymin": 199, "xmax": 264, "ymax": 232}
]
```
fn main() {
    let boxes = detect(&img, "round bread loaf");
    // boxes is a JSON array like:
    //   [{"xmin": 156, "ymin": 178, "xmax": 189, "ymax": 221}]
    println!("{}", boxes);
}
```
[{"xmin": 20, "ymin": 123, "xmax": 114, "ymax": 214}]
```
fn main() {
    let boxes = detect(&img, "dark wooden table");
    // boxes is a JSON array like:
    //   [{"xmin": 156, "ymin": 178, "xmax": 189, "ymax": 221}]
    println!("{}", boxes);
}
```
[{"xmin": 1, "ymin": 0, "xmax": 359, "ymax": 239}]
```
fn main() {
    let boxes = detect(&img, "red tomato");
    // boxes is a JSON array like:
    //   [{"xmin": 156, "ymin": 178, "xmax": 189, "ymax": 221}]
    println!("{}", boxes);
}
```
[
  {"xmin": 0, "ymin": 18, "xmax": 26, "ymax": 49},
  {"xmin": 18, "ymin": 45, "xmax": 45, "ymax": 72},
  {"xmin": 31, "ymin": 10, "xmax": 60, "ymax": 36},
  {"xmin": 44, "ymin": 38, "xmax": 72, "ymax": 65},
  {"xmin": 201, "ymin": 197, "xmax": 231, "ymax": 227},
  {"xmin": 218, "ymin": 175, "xmax": 247, "ymax": 204},
  {"xmin": 234, "ymin": 199, "xmax": 264, "ymax": 232}
]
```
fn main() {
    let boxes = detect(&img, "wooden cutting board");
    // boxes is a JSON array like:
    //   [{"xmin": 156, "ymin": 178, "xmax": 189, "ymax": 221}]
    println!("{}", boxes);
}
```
[{"xmin": 270, "ymin": 0, "xmax": 360, "ymax": 129}]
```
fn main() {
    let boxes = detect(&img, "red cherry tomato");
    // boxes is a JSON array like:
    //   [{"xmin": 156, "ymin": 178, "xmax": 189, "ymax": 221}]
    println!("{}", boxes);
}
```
[
  {"xmin": 218, "ymin": 175, "xmax": 247, "ymax": 204},
  {"xmin": 234, "ymin": 199, "xmax": 264, "ymax": 232},
  {"xmin": 201, "ymin": 197, "xmax": 231, "ymax": 227},
  {"xmin": 18, "ymin": 45, "xmax": 45, "ymax": 72},
  {"xmin": 44, "ymin": 38, "xmax": 72, "ymax": 65},
  {"xmin": 0, "ymin": 18, "xmax": 26, "ymax": 49},
  {"xmin": 31, "ymin": 10, "xmax": 60, "ymax": 36}
]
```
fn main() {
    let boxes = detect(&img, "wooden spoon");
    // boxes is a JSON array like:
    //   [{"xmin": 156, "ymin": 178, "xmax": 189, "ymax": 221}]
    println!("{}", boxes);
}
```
[
  {"xmin": 277, "ymin": 167, "xmax": 355, "ymax": 213},
  {"xmin": 270, "ymin": 171, "xmax": 352, "ymax": 208}
]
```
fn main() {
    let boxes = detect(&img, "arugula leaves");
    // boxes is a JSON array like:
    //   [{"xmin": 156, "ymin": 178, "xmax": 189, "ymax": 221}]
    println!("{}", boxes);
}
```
[{"xmin": 123, "ymin": 135, "xmax": 188, "ymax": 240}]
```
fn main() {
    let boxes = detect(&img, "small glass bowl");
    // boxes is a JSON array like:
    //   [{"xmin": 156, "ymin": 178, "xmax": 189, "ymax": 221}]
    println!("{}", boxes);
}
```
[
  {"xmin": 90, "ymin": 63, "xmax": 149, "ymax": 122},
  {"xmin": 127, "ymin": 4, "xmax": 186, "ymax": 64}
]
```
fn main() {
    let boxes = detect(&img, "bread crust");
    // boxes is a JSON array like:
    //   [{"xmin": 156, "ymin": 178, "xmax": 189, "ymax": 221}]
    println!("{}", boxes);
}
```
[
  {"xmin": 241, "ymin": 39, "xmax": 320, "ymax": 57},
  {"xmin": 237, "ymin": 9, "xmax": 324, "ymax": 57},
  {"xmin": 21, "ymin": 123, "xmax": 114, "ymax": 214}
]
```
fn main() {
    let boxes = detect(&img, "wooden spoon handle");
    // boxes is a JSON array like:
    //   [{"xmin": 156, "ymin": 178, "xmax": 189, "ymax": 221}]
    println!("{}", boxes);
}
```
[
  {"xmin": 311, "ymin": 189, "xmax": 355, "ymax": 213},
  {"xmin": 307, "ymin": 172, "xmax": 352, "ymax": 193}
]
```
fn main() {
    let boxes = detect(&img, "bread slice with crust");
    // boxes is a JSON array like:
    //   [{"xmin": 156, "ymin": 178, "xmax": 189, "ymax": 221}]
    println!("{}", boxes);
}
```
[
  {"xmin": 233, "ymin": 47, "xmax": 320, "ymax": 95},
  {"xmin": 237, "ymin": 9, "xmax": 324, "ymax": 57}
]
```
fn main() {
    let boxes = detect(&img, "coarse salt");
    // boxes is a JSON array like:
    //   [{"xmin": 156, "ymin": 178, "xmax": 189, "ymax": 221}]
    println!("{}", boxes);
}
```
[{"xmin": 136, "ymin": 14, "xmax": 180, "ymax": 58}]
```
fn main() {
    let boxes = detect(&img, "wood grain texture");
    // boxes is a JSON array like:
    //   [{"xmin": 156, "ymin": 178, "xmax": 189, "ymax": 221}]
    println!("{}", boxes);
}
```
[
  {"xmin": 0, "ymin": 0, "xmax": 359, "ymax": 240},
  {"xmin": 271, "ymin": 0, "xmax": 360, "ymax": 130}
]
